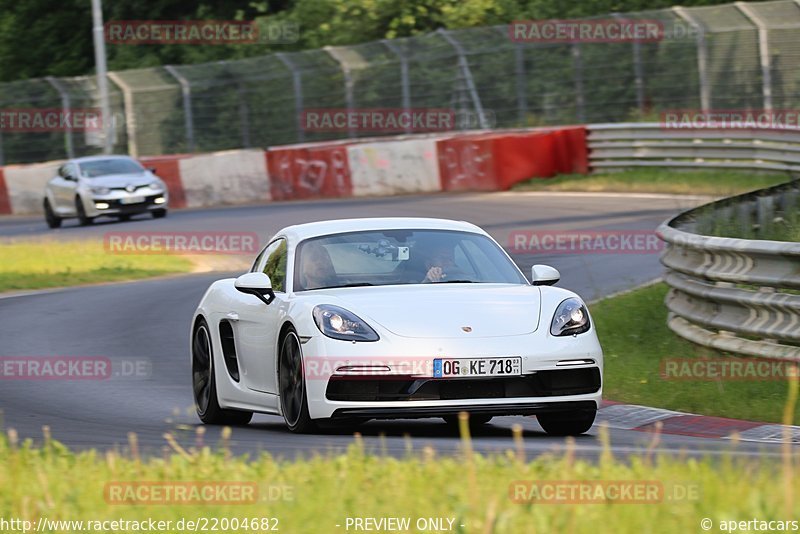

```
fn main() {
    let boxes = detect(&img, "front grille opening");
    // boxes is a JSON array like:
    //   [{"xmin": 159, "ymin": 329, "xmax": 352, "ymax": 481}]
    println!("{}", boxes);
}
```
[{"xmin": 326, "ymin": 367, "xmax": 601, "ymax": 402}]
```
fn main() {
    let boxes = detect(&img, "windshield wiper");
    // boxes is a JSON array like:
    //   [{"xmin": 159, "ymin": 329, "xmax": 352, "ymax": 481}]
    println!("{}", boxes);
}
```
[
  {"xmin": 432, "ymin": 279, "xmax": 474, "ymax": 284},
  {"xmin": 316, "ymin": 282, "xmax": 374, "ymax": 289}
]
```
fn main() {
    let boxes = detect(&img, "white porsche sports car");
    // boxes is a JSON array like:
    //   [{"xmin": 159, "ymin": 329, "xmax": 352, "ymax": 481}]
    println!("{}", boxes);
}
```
[{"xmin": 191, "ymin": 218, "xmax": 603, "ymax": 435}]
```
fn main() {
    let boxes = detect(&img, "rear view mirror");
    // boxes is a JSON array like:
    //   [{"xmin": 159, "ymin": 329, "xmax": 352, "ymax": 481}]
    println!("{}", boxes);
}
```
[
  {"xmin": 531, "ymin": 264, "xmax": 560, "ymax": 286},
  {"xmin": 235, "ymin": 272, "xmax": 275, "ymax": 306}
]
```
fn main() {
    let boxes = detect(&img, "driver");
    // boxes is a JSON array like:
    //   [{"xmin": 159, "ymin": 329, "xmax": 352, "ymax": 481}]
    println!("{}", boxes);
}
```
[
  {"xmin": 300, "ymin": 242, "xmax": 336, "ymax": 289},
  {"xmin": 420, "ymin": 242, "xmax": 469, "ymax": 283}
]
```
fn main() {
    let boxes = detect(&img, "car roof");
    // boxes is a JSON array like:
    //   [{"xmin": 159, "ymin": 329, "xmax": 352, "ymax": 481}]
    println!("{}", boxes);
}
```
[
  {"xmin": 70, "ymin": 155, "xmax": 138, "ymax": 164},
  {"xmin": 279, "ymin": 217, "xmax": 486, "ymax": 242}
]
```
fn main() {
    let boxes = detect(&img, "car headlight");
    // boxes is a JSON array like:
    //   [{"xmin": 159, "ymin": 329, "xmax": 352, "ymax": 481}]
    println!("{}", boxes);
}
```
[
  {"xmin": 149, "ymin": 181, "xmax": 163, "ymax": 191},
  {"xmin": 312, "ymin": 305, "xmax": 379, "ymax": 342},
  {"xmin": 550, "ymin": 298, "xmax": 590, "ymax": 337},
  {"xmin": 91, "ymin": 186, "xmax": 111, "ymax": 195}
]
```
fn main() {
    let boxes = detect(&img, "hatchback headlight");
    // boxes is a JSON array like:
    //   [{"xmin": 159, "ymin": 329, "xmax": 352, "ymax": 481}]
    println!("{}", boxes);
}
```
[
  {"xmin": 312, "ymin": 305, "xmax": 379, "ymax": 342},
  {"xmin": 149, "ymin": 181, "xmax": 163, "ymax": 191},
  {"xmin": 91, "ymin": 186, "xmax": 111, "ymax": 195},
  {"xmin": 550, "ymin": 298, "xmax": 590, "ymax": 336}
]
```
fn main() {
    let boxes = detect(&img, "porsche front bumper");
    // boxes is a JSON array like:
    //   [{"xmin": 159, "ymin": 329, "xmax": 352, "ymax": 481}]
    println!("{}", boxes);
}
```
[{"xmin": 299, "ymin": 330, "xmax": 603, "ymax": 421}]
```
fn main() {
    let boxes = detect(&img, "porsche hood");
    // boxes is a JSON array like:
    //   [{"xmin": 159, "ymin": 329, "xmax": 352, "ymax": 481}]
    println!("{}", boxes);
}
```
[{"xmin": 323, "ymin": 284, "xmax": 541, "ymax": 339}]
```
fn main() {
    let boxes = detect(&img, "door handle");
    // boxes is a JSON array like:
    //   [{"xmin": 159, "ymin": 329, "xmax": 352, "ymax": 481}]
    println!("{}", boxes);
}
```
[{"xmin": 226, "ymin": 312, "xmax": 239, "ymax": 322}]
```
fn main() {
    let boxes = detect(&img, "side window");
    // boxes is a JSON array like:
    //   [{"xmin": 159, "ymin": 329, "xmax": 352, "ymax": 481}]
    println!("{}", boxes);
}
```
[
  {"xmin": 262, "ymin": 239, "xmax": 288, "ymax": 293},
  {"xmin": 250, "ymin": 246, "xmax": 268, "ymax": 273}
]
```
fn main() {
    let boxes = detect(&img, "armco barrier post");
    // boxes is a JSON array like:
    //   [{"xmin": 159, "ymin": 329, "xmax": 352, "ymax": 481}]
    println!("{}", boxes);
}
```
[
  {"xmin": 45, "ymin": 76, "xmax": 75, "ymax": 159},
  {"xmin": 572, "ymin": 44, "xmax": 586, "ymax": 123},
  {"xmin": 438, "ymin": 29, "xmax": 490, "ymax": 130},
  {"xmin": 381, "ymin": 40, "xmax": 412, "ymax": 134},
  {"xmin": 324, "ymin": 46, "xmax": 357, "ymax": 139},
  {"xmin": 275, "ymin": 53, "xmax": 305, "ymax": 144},
  {"xmin": 672, "ymin": 7, "xmax": 710, "ymax": 113},
  {"xmin": 164, "ymin": 65, "xmax": 196, "ymax": 153},
  {"xmin": 735, "ymin": 2, "xmax": 773, "ymax": 111}
]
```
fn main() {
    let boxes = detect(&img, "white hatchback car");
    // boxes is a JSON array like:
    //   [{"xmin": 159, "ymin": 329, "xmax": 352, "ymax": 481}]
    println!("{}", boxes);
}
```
[
  {"xmin": 191, "ymin": 218, "xmax": 603, "ymax": 435},
  {"xmin": 43, "ymin": 155, "xmax": 168, "ymax": 227}
]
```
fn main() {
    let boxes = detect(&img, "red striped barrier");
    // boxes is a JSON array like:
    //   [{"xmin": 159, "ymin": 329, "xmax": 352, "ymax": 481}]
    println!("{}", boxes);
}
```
[
  {"xmin": 140, "ymin": 155, "xmax": 187, "ymax": 209},
  {"xmin": 0, "ymin": 168, "xmax": 11, "ymax": 215},
  {"xmin": 267, "ymin": 145, "xmax": 353, "ymax": 201},
  {"xmin": 0, "ymin": 126, "xmax": 589, "ymax": 215},
  {"xmin": 437, "ymin": 127, "xmax": 588, "ymax": 192}
]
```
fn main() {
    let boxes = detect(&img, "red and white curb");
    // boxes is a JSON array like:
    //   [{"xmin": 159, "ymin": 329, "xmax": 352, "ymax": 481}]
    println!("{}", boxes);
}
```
[{"xmin": 598, "ymin": 401, "xmax": 800, "ymax": 443}]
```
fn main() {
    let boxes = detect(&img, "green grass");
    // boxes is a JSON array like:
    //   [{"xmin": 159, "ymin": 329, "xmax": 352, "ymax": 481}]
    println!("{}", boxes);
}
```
[
  {"xmin": 706, "ymin": 204, "xmax": 800, "ymax": 243},
  {"xmin": 513, "ymin": 168, "xmax": 791, "ymax": 196},
  {"xmin": 0, "ymin": 240, "xmax": 192, "ymax": 292},
  {"xmin": 591, "ymin": 283, "xmax": 800, "ymax": 424},
  {"xmin": 0, "ymin": 428, "xmax": 798, "ymax": 534}
]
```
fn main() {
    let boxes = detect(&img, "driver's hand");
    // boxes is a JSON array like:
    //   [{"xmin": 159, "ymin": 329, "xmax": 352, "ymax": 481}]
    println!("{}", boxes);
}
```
[{"xmin": 424, "ymin": 266, "xmax": 444, "ymax": 283}]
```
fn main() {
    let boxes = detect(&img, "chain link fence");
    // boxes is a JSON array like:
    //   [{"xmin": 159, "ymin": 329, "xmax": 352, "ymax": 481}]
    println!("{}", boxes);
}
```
[{"xmin": 1, "ymin": 0, "xmax": 799, "ymax": 164}]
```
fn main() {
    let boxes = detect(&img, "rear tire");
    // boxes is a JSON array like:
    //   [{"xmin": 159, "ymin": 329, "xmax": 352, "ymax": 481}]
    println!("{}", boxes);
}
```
[
  {"xmin": 75, "ymin": 196, "xmax": 93, "ymax": 226},
  {"xmin": 152, "ymin": 208, "xmax": 167, "ymax": 219},
  {"xmin": 192, "ymin": 318, "xmax": 253, "ymax": 426},
  {"xmin": 117, "ymin": 214, "xmax": 131, "ymax": 222},
  {"xmin": 44, "ymin": 199, "xmax": 61, "ymax": 229},
  {"xmin": 537, "ymin": 409, "xmax": 596, "ymax": 436},
  {"xmin": 279, "ymin": 329, "xmax": 317, "ymax": 433}
]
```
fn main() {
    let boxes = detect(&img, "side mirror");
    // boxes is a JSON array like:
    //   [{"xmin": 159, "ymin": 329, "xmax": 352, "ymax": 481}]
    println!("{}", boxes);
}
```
[
  {"xmin": 147, "ymin": 167, "xmax": 157, "ymax": 174},
  {"xmin": 531, "ymin": 264, "xmax": 560, "ymax": 286},
  {"xmin": 235, "ymin": 272, "xmax": 275, "ymax": 306}
]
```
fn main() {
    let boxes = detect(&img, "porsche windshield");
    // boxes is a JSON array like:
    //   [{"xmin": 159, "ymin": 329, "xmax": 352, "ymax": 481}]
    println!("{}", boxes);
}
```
[
  {"xmin": 79, "ymin": 158, "xmax": 145, "ymax": 178},
  {"xmin": 294, "ymin": 229, "xmax": 527, "ymax": 291}
]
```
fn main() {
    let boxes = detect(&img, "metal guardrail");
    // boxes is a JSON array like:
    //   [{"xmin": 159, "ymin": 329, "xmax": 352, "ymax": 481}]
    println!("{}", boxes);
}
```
[
  {"xmin": 657, "ymin": 180, "xmax": 800, "ymax": 361},
  {"xmin": 588, "ymin": 123, "xmax": 800, "ymax": 174}
]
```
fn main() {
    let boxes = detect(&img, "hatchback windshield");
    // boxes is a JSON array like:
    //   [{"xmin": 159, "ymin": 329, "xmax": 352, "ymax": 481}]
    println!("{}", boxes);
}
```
[
  {"xmin": 294, "ymin": 229, "xmax": 527, "ymax": 291},
  {"xmin": 79, "ymin": 158, "xmax": 145, "ymax": 178}
]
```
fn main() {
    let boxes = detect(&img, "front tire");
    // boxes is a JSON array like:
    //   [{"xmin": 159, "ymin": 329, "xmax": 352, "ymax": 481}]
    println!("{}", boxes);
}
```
[
  {"xmin": 44, "ymin": 199, "xmax": 62, "ymax": 229},
  {"xmin": 537, "ymin": 409, "xmax": 596, "ymax": 436},
  {"xmin": 192, "ymin": 319, "xmax": 253, "ymax": 426},
  {"xmin": 279, "ymin": 329, "xmax": 317, "ymax": 433},
  {"xmin": 75, "ymin": 196, "xmax": 93, "ymax": 226}
]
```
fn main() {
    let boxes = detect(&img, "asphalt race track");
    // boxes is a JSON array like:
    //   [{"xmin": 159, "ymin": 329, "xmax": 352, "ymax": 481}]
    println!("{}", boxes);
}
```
[{"xmin": 0, "ymin": 191, "xmax": 785, "ymax": 459}]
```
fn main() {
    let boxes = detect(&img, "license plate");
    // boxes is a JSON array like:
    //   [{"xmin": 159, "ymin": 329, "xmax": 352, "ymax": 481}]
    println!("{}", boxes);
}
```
[
  {"xmin": 120, "ymin": 196, "xmax": 145, "ymax": 204},
  {"xmin": 433, "ymin": 357, "xmax": 522, "ymax": 378}
]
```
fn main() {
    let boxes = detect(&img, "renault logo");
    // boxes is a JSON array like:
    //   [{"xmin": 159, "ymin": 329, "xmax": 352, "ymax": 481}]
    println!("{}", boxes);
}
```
[
  {"xmin": 461, "ymin": 326, "xmax": 472, "ymax": 333},
  {"xmin": 125, "ymin": 184, "xmax": 136, "ymax": 193}
]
